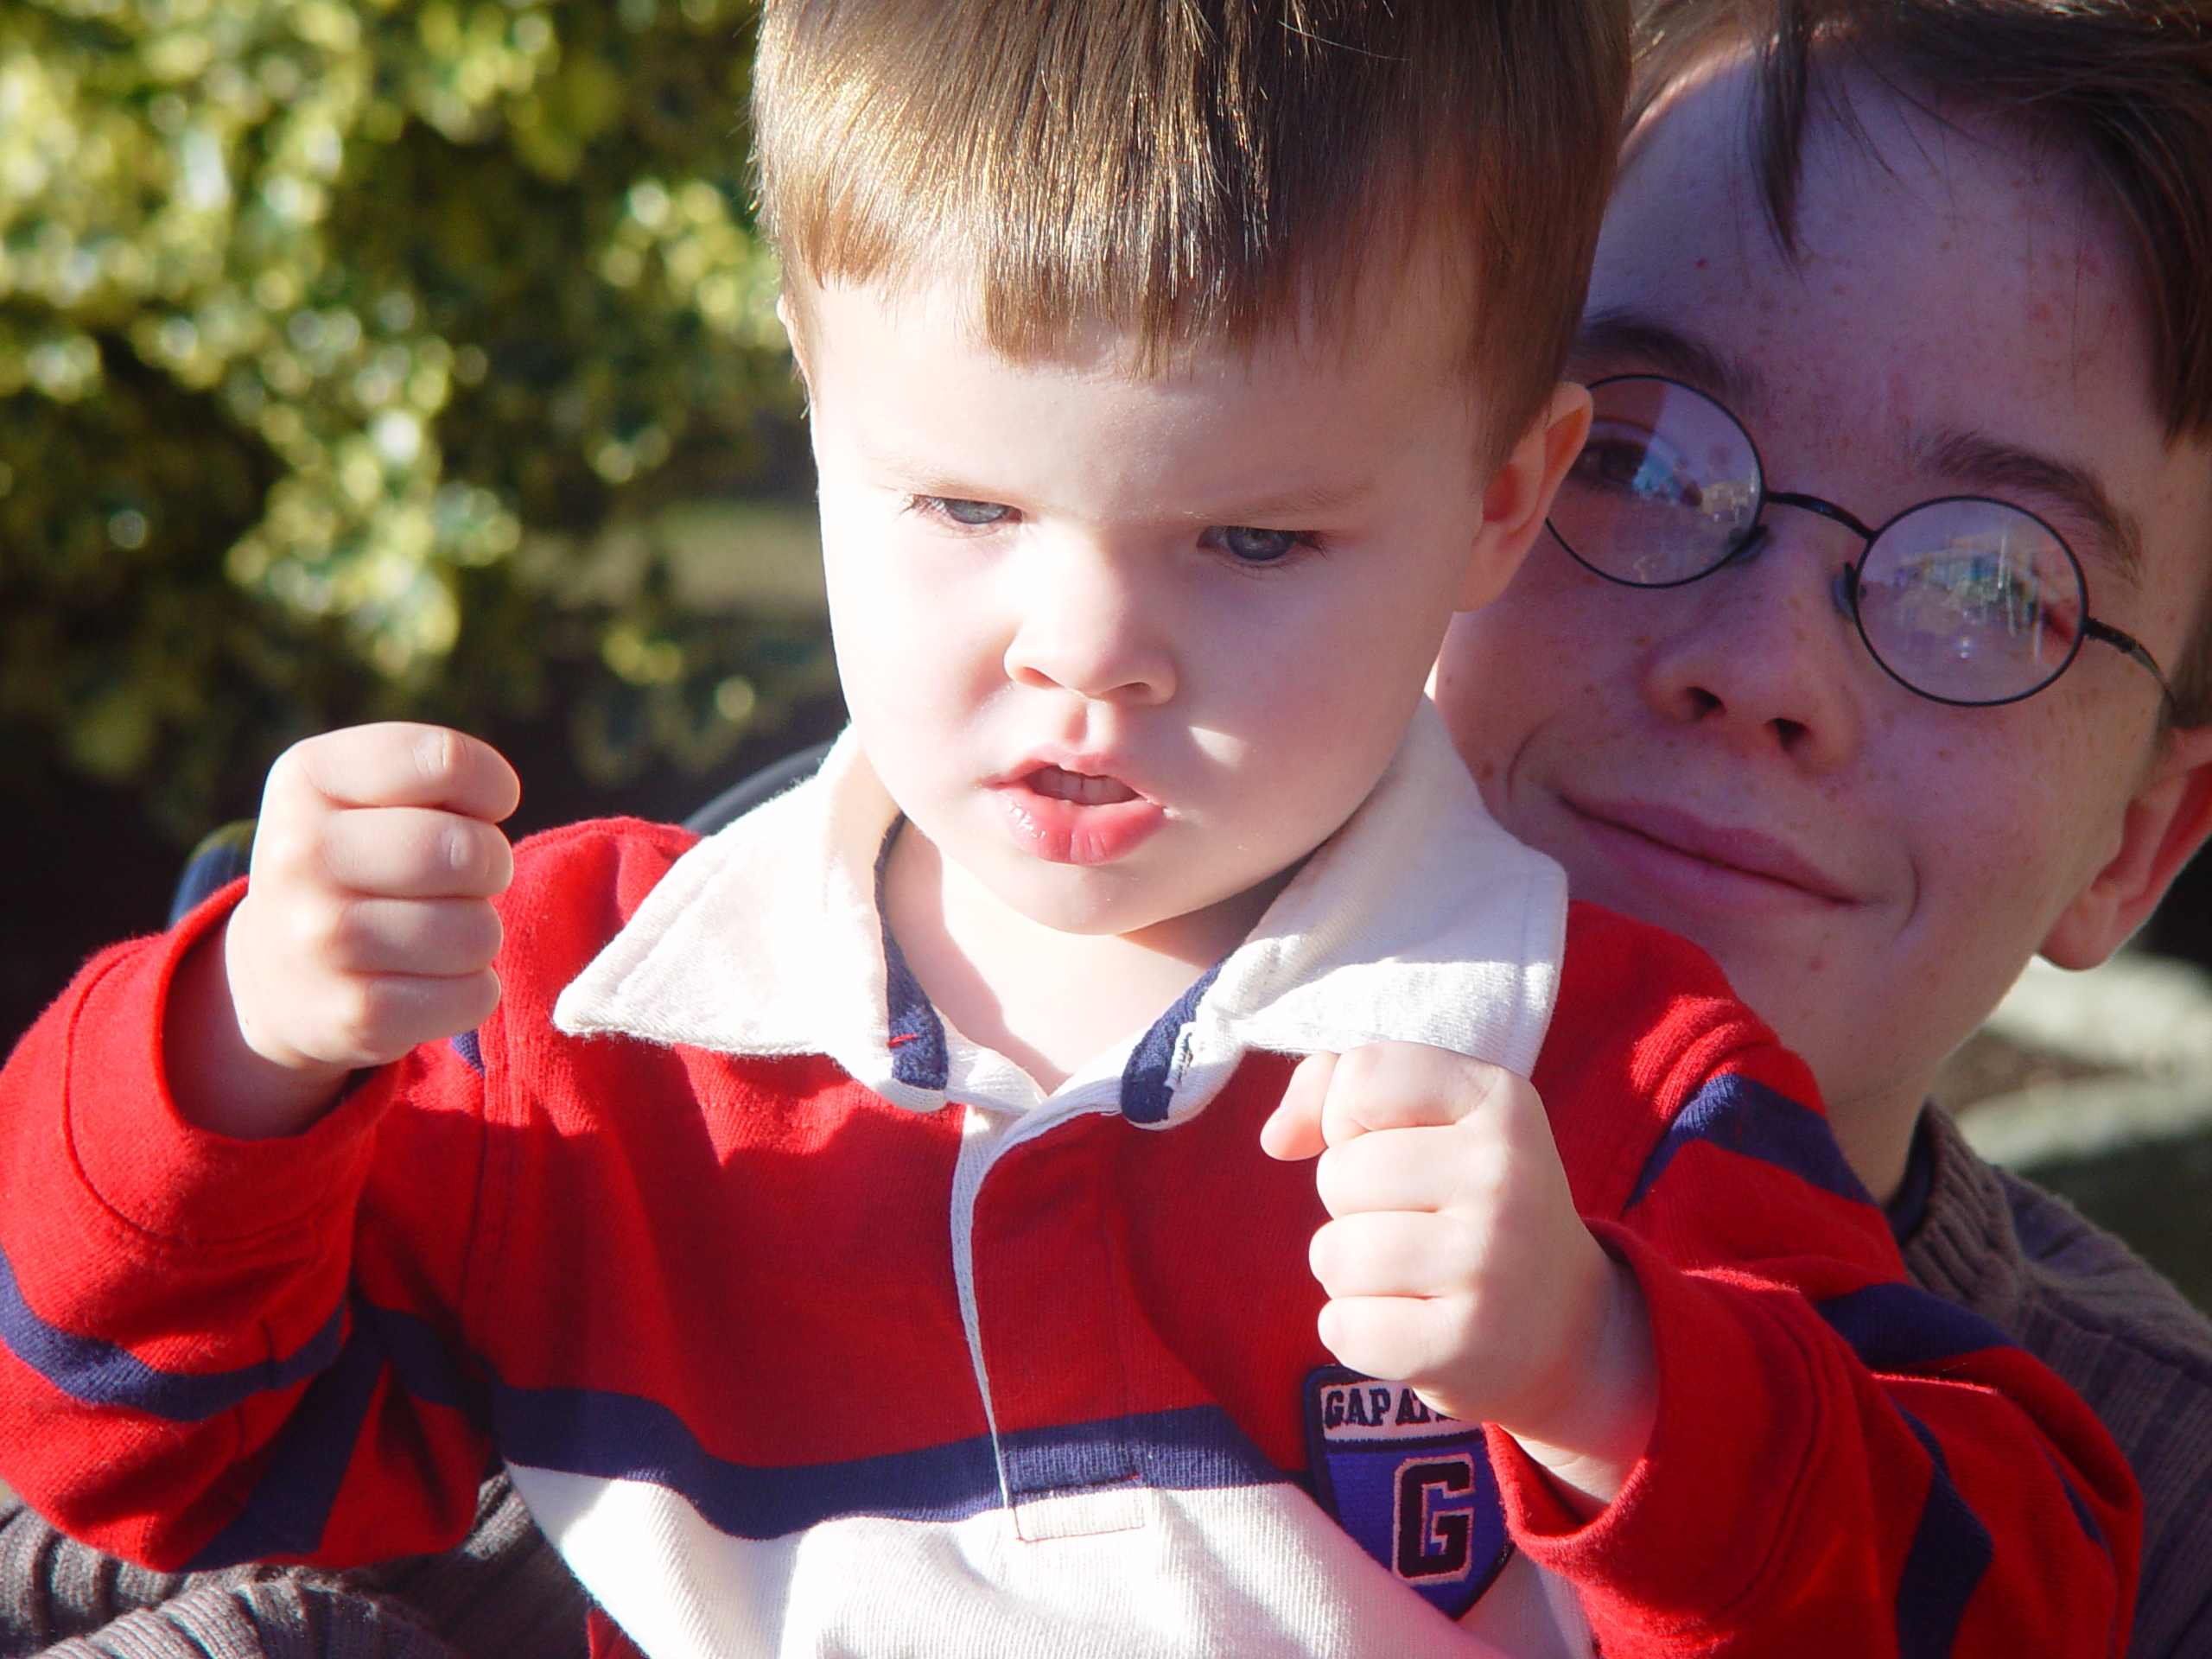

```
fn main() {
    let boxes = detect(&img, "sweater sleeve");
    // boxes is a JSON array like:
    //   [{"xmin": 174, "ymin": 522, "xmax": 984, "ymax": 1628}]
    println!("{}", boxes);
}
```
[
  {"xmin": 1516, "ymin": 903, "xmax": 2139, "ymax": 1659},
  {"xmin": 0, "ymin": 818, "xmax": 691, "ymax": 1574}
]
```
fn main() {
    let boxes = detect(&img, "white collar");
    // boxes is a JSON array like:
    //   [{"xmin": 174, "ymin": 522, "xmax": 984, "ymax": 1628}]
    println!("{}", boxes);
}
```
[{"xmin": 553, "ymin": 702, "xmax": 1567, "ymax": 1124}]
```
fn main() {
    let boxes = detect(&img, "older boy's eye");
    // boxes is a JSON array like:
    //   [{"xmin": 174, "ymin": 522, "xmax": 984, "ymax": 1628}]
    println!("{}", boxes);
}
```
[
  {"xmin": 1205, "ymin": 524, "xmax": 1303, "ymax": 563},
  {"xmin": 926, "ymin": 497, "xmax": 1013, "ymax": 527}
]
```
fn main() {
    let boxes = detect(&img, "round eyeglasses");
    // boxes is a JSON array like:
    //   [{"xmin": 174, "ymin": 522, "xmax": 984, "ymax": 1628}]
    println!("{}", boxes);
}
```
[{"xmin": 1545, "ymin": 375, "xmax": 2172, "ymax": 709}]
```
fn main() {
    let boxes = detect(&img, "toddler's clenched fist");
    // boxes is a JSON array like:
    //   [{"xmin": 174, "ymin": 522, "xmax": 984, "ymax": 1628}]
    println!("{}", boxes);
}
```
[
  {"xmin": 1261, "ymin": 1040, "xmax": 1656, "ymax": 1512},
  {"xmin": 167, "ymin": 723, "xmax": 519, "ymax": 1140}
]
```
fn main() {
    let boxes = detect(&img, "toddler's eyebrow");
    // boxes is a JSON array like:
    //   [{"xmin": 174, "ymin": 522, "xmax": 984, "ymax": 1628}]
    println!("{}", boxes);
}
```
[
  {"xmin": 1571, "ymin": 310, "xmax": 1763, "ymax": 405},
  {"xmin": 1913, "ymin": 430, "xmax": 2144, "ymax": 587},
  {"xmin": 852, "ymin": 438, "xmax": 985, "ymax": 497},
  {"xmin": 1193, "ymin": 475, "xmax": 1376, "ymax": 521}
]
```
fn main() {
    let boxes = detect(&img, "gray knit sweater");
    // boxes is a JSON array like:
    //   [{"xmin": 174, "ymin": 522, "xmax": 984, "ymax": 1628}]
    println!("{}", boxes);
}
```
[
  {"xmin": 1904, "ymin": 1108, "xmax": 2212, "ymax": 1659},
  {"xmin": 0, "ymin": 1476, "xmax": 587, "ymax": 1659}
]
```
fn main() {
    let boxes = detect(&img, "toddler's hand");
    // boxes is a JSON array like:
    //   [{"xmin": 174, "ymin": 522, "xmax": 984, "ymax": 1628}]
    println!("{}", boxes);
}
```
[
  {"xmin": 170, "ymin": 724, "xmax": 519, "ymax": 1138},
  {"xmin": 1260, "ymin": 1041, "xmax": 1656, "ymax": 1510}
]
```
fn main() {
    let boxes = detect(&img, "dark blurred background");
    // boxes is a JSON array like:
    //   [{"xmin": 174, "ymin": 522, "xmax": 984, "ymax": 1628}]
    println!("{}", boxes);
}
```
[
  {"xmin": 4, "ymin": 0, "xmax": 2209, "ymax": 1307},
  {"xmin": 0, "ymin": 0, "xmax": 847, "ymax": 1041}
]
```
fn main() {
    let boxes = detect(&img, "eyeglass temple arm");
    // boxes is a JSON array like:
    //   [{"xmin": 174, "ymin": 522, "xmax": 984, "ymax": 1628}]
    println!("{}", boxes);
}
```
[{"xmin": 2082, "ymin": 618, "xmax": 2177, "ymax": 706}]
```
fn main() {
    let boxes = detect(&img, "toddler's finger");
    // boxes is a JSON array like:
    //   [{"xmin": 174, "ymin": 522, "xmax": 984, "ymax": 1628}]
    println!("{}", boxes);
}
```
[
  {"xmin": 1313, "ymin": 1122, "xmax": 1484, "ymax": 1217},
  {"xmin": 275, "ymin": 724, "xmax": 522, "ymax": 821},
  {"xmin": 1316, "ymin": 1041, "xmax": 1512, "ymax": 1146},
  {"xmin": 1315, "ymin": 1294, "xmax": 1465, "ymax": 1395},
  {"xmin": 285, "ymin": 968, "xmax": 505, "ymax": 1071},
  {"xmin": 1308, "ymin": 1210, "xmax": 1467, "ymax": 1301},
  {"xmin": 323, "ymin": 897, "xmax": 505, "ymax": 977},
  {"xmin": 320, "ymin": 808, "xmax": 515, "ymax": 899},
  {"xmin": 1259, "ymin": 1051, "xmax": 1338, "ymax": 1161}
]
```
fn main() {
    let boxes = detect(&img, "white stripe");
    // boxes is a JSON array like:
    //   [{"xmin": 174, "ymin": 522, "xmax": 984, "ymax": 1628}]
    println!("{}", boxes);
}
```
[{"xmin": 507, "ymin": 1465, "xmax": 1532, "ymax": 1659}]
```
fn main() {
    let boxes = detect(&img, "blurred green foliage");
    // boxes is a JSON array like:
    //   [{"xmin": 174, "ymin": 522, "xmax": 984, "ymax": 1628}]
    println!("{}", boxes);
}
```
[{"xmin": 0, "ymin": 0, "xmax": 830, "ymax": 836}]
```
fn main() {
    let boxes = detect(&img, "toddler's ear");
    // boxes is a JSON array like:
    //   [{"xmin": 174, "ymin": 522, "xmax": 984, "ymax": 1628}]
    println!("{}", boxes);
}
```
[
  {"xmin": 1458, "ymin": 381, "xmax": 1592, "ymax": 612},
  {"xmin": 2042, "ymin": 722, "xmax": 2212, "ymax": 968}
]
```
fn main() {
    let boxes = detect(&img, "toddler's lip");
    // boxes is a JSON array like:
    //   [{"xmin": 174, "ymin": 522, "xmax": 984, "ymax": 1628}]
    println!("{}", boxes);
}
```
[{"xmin": 990, "ymin": 759, "xmax": 1165, "ymax": 866}]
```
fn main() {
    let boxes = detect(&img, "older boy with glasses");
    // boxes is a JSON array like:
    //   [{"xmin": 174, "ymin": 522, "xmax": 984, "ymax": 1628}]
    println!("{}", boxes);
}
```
[{"xmin": 1435, "ymin": 1, "xmax": 2212, "ymax": 1653}]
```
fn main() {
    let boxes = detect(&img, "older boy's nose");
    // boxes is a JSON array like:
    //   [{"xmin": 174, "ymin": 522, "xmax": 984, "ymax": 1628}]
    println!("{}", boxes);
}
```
[
  {"xmin": 1001, "ymin": 543, "xmax": 1176, "ymax": 706},
  {"xmin": 1638, "ymin": 516, "xmax": 1865, "ymax": 772}
]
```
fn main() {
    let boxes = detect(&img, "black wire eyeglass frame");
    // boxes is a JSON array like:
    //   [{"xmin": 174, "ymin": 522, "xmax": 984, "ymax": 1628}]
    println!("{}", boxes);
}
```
[{"xmin": 1547, "ymin": 374, "xmax": 2174, "ymax": 710}]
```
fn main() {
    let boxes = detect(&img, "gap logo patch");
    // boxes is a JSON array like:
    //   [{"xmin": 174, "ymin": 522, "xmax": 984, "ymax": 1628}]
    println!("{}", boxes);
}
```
[{"xmin": 1302, "ymin": 1365, "xmax": 1511, "ymax": 1619}]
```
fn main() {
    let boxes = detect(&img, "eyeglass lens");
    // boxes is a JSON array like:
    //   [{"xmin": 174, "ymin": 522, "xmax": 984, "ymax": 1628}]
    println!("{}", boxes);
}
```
[{"xmin": 1548, "ymin": 376, "xmax": 2091, "ymax": 705}]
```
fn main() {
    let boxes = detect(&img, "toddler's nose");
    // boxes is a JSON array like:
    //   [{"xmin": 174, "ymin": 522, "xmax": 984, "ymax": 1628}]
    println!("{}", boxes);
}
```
[{"xmin": 1001, "ymin": 542, "xmax": 1176, "ymax": 706}]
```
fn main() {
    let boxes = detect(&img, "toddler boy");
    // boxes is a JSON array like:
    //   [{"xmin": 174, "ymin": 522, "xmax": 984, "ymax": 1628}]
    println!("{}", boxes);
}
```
[{"xmin": 0, "ymin": 3, "xmax": 2138, "ymax": 1656}]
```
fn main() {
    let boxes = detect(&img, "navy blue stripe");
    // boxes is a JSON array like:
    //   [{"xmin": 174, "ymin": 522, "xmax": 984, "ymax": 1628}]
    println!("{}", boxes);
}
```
[
  {"xmin": 0, "ymin": 1242, "xmax": 344, "ymax": 1423},
  {"xmin": 999, "ymin": 1402, "xmax": 1277, "ymax": 1497},
  {"xmin": 496, "ymin": 1380, "xmax": 1000, "ymax": 1534},
  {"xmin": 1627, "ymin": 1073, "xmax": 1872, "ymax": 1212},
  {"xmin": 184, "ymin": 1314, "xmax": 387, "ymax": 1567},
  {"xmin": 2043, "ymin": 1448, "xmax": 2107, "ymax": 1550},
  {"xmin": 493, "ymin": 1384, "xmax": 1285, "ymax": 1539},
  {"xmin": 449, "ymin": 1028, "xmax": 484, "ymax": 1074},
  {"xmin": 358, "ymin": 1303, "xmax": 479, "ymax": 1418},
  {"xmin": 875, "ymin": 823, "xmax": 947, "ymax": 1091},
  {"xmin": 1817, "ymin": 1282, "xmax": 2016, "ymax": 1374},
  {"xmin": 1121, "ymin": 963, "xmax": 1223, "ymax": 1125},
  {"xmin": 1894, "ymin": 1410, "xmax": 1993, "ymax": 1659},
  {"xmin": 182, "ymin": 1301, "xmax": 485, "ymax": 1569}
]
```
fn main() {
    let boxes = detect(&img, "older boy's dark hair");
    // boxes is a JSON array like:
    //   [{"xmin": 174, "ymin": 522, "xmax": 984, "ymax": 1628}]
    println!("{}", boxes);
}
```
[
  {"xmin": 1631, "ymin": 0, "xmax": 2212, "ymax": 724},
  {"xmin": 753, "ymin": 0, "xmax": 1629, "ymax": 458}
]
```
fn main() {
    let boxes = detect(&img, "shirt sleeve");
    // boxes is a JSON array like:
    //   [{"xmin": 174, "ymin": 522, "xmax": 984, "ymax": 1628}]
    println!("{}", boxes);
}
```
[
  {"xmin": 0, "ymin": 877, "xmax": 497, "ymax": 1571},
  {"xmin": 1515, "ymin": 902, "xmax": 2139, "ymax": 1659},
  {"xmin": 0, "ymin": 817, "xmax": 692, "ymax": 1573}
]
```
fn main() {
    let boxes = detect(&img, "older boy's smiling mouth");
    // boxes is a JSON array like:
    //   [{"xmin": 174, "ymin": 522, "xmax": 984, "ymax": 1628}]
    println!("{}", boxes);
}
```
[{"xmin": 1564, "ymin": 795, "xmax": 1859, "ymax": 909}]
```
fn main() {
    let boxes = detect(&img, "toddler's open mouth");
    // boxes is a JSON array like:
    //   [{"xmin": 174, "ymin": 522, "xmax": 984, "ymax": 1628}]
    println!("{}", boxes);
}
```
[
  {"xmin": 1026, "ymin": 765, "xmax": 1141, "ymax": 807},
  {"xmin": 995, "ymin": 765, "xmax": 1163, "ymax": 866}
]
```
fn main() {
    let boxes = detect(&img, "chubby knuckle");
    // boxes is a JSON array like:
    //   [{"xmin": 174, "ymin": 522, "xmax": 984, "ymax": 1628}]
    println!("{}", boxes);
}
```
[
  {"xmin": 296, "ymin": 731, "xmax": 367, "ymax": 806},
  {"xmin": 439, "ymin": 820, "xmax": 478, "ymax": 880},
  {"xmin": 1319, "ymin": 1141, "xmax": 1389, "ymax": 1210},
  {"xmin": 412, "ymin": 724, "xmax": 461, "ymax": 785},
  {"xmin": 322, "ymin": 978, "xmax": 391, "ymax": 1058},
  {"xmin": 477, "ymin": 826, "xmax": 513, "ymax": 889},
  {"xmin": 1311, "ymin": 1147, "xmax": 1353, "ymax": 1211},
  {"xmin": 1471, "ymin": 1066, "xmax": 1529, "ymax": 1122},
  {"xmin": 1332, "ymin": 1042, "xmax": 1391, "ymax": 1094},
  {"xmin": 271, "ymin": 734, "xmax": 322, "ymax": 789},
  {"xmin": 306, "ymin": 819, "xmax": 353, "ymax": 890},
  {"xmin": 1451, "ymin": 1139, "xmax": 1519, "ymax": 1216},
  {"xmin": 454, "ymin": 899, "xmax": 503, "ymax": 965},
  {"xmin": 1308, "ymin": 1222, "xmax": 1350, "ymax": 1287},
  {"xmin": 323, "ymin": 893, "xmax": 372, "ymax": 955},
  {"xmin": 279, "ymin": 890, "xmax": 345, "ymax": 964},
  {"xmin": 1332, "ymin": 1306, "xmax": 1413, "ymax": 1380},
  {"xmin": 458, "ymin": 969, "xmax": 502, "ymax": 1027}
]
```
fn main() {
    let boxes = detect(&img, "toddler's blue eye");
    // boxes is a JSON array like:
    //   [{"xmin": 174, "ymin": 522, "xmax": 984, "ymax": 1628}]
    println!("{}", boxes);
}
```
[
  {"xmin": 1211, "ymin": 524, "xmax": 1300, "ymax": 563},
  {"xmin": 937, "ymin": 498, "xmax": 1011, "ymax": 526}
]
